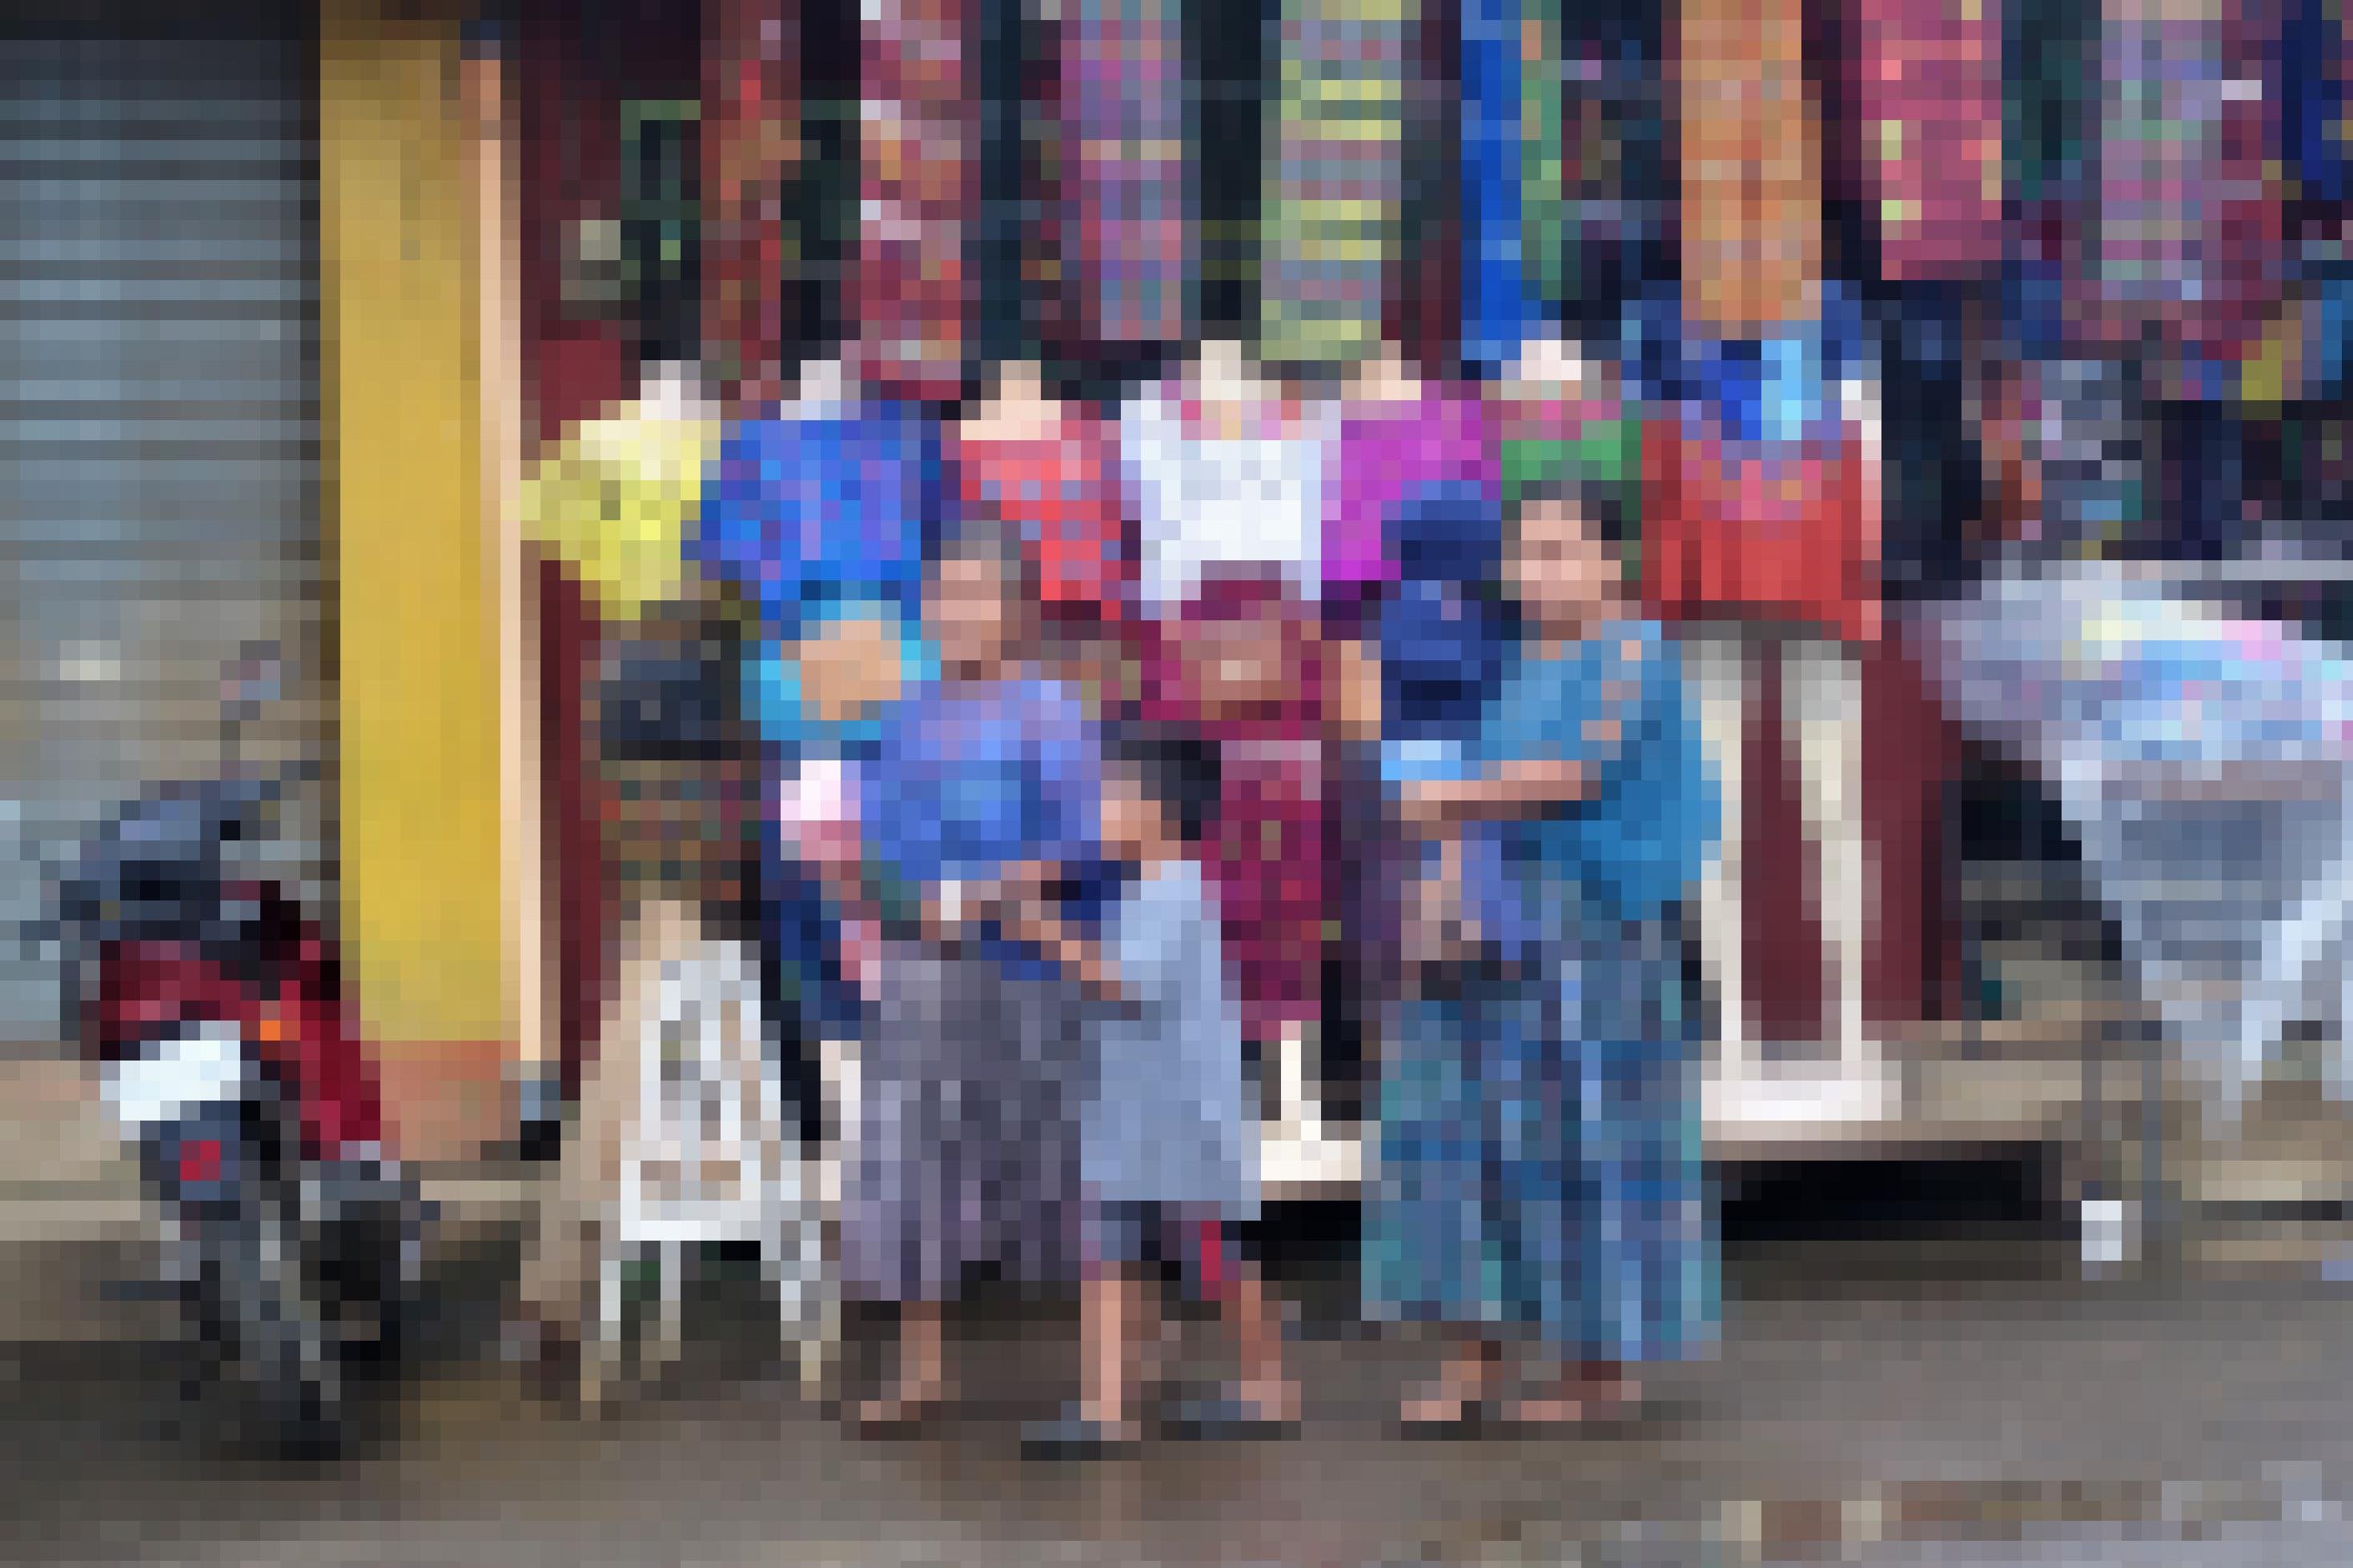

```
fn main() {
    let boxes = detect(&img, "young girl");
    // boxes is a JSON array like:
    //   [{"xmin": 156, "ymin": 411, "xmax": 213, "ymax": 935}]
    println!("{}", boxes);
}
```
[
  {"xmin": 1371, "ymin": 480, "xmax": 1717, "ymax": 1431},
  {"xmin": 1016, "ymin": 722, "xmax": 1298, "ymax": 1455}
]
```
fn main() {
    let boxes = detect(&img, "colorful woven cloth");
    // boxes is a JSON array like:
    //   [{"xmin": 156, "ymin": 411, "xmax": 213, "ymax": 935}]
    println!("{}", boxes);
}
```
[
  {"xmin": 1365, "ymin": 922, "xmax": 1715, "ymax": 1361},
  {"xmin": 701, "ymin": 0, "xmax": 797, "ymax": 406},
  {"xmin": 1673, "ymin": 0, "xmax": 1822, "ymax": 335},
  {"xmin": 1520, "ymin": 0, "xmax": 1569, "ymax": 315},
  {"xmin": 689, "ymin": 407, "xmax": 939, "ymax": 640},
  {"xmin": 853, "ymin": 0, "xmax": 978, "ymax": 402},
  {"xmin": 1061, "ymin": 0, "xmax": 1194, "ymax": 350},
  {"xmin": 1462, "ymin": 0, "xmax": 1544, "ymax": 369},
  {"xmin": 948, "ymin": 407, "xmax": 1132, "ymax": 621},
  {"xmin": 521, "ymin": 398, "xmax": 719, "ymax": 622},
  {"xmin": 1261, "ymin": 0, "xmax": 1412, "ymax": 367},
  {"xmin": 2091, "ymin": 0, "xmax": 2288, "ymax": 387},
  {"xmin": 1849, "ymin": 0, "xmax": 2005, "ymax": 280},
  {"xmin": 1640, "ymin": 414, "xmax": 1881, "ymax": 645},
  {"xmin": 1323, "ymin": 387, "xmax": 1495, "ymax": 606}
]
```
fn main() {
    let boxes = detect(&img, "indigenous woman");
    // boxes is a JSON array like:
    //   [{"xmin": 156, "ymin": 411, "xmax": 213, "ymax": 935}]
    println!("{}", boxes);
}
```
[
  {"xmin": 1370, "ymin": 479, "xmax": 1717, "ymax": 1430},
  {"xmin": 846, "ymin": 519, "xmax": 1110, "ymax": 1433}
]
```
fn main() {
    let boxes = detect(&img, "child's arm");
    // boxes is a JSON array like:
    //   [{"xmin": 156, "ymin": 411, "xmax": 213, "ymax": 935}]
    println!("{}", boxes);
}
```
[{"xmin": 996, "ymin": 892, "xmax": 1126, "ymax": 1001}]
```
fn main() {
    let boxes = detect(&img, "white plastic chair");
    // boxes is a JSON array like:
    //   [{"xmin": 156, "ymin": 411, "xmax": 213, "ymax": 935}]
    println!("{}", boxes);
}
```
[{"xmin": 588, "ymin": 923, "xmax": 833, "ymax": 1404}]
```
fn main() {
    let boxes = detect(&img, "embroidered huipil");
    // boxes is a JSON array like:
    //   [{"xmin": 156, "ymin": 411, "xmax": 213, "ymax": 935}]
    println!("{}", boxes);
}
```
[
  {"xmin": 1119, "ymin": 381, "xmax": 1331, "ymax": 612},
  {"xmin": 689, "ymin": 406, "xmax": 938, "ymax": 640},
  {"xmin": 854, "ymin": 0, "xmax": 978, "ymax": 402},
  {"xmin": 1138, "ymin": 582, "xmax": 1333, "ymax": 1045},
  {"xmin": 948, "ymin": 407, "xmax": 1132, "ymax": 624},
  {"xmin": 1626, "ymin": 288, "xmax": 1881, "ymax": 644},
  {"xmin": 1322, "ymin": 387, "xmax": 1495, "ymax": 614}
]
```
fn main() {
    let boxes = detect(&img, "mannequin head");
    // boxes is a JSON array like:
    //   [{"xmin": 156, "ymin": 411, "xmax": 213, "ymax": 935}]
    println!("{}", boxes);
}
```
[
  {"xmin": 788, "ymin": 353, "xmax": 850, "ymax": 413},
  {"xmin": 639, "ymin": 359, "xmax": 712, "ymax": 421},
  {"xmin": 1351, "ymin": 338, "xmax": 1424, "ymax": 403},
  {"xmin": 1500, "ymin": 332, "xmax": 1596, "ymax": 402},
  {"xmin": 1195, "ymin": 336, "xmax": 1255, "ymax": 400}
]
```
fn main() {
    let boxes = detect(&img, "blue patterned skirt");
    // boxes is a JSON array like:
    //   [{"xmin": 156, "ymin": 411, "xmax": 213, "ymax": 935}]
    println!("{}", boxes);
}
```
[{"xmin": 1364, "ymin": 906, "xmax": 1716, "ymax": 1361}]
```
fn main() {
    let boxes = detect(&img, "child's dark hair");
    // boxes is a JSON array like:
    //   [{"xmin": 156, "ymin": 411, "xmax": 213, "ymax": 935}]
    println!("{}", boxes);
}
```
[{"xmin": 1103, "ymin": 720, "xmax": 1220, "ymax": 845}]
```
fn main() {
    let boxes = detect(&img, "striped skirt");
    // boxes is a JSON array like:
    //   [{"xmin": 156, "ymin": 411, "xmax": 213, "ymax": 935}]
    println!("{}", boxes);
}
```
[{"xmin": 1364, "ymin": 908, "xmax": 1715, "ymax": 1361}]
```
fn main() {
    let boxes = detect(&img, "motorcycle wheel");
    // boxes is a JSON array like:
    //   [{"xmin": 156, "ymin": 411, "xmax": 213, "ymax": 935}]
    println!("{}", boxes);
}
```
[{"xmin": 200, "ymin": 1193, "xmax": 346, "ymax": 1458}]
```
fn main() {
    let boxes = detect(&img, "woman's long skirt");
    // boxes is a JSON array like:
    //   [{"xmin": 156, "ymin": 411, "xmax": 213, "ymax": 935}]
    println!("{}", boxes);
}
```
[
  {"xmin": 843, "ymin": 941, "xmax": 1090, "ymax": 1303},
  {"xmin": 1364, "ymin": 909, "xmax": 1715, "ymax": 1361}
]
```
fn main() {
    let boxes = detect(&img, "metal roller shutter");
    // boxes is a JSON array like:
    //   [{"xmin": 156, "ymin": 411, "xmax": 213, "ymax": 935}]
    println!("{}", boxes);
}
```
[{"xmin": 0, "ymin": 5, "xmax": 323, "ymax": 1044}]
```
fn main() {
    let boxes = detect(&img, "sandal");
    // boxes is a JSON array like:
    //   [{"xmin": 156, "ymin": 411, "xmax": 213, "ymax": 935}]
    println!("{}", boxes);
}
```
[
  {"xmin": 1393, "ymin": 1389, "xmax": 1500, "ymax": 1439},
  {"xmin": 1159, "ymin": 1391, "xmax": 1300, "ymax": 1443},
  {"xmin": 1021, "ymin": 1406, "xmax": 1142, "ymax": 1461}
]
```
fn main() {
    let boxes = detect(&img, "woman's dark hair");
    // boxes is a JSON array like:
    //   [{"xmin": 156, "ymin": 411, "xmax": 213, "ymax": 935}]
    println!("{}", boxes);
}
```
[
  {"xmin": 1103, "ymin": 719, "xmax": 1220, "ymax": 845},
  {"xmin": 1511, "ymin": 473, "xmax": 1632, "ymax": 549},
  {"xmin": 930, "ymin": 513, "xmax": 1041, "ymax": 603}
]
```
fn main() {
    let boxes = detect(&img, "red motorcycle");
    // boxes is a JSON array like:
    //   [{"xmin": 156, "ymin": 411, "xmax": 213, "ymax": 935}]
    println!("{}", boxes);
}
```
[{"xmin": 52, "ymin": 660, "xmax": 421, "ymax": 1451}]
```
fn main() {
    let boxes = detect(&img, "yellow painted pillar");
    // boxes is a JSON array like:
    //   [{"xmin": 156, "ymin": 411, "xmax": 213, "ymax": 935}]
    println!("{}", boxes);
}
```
[{"xmin": 321, "ymin": 2, "xmax": 513, "ymax": 1151}]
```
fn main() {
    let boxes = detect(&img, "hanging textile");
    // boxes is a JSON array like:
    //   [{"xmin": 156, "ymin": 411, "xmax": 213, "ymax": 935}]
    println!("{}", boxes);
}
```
[
  {"xmin": 853, "ymin": 0, "xmax": 978, "ymax": 402},
  {"xmin": 1262, "ymin": 0, "xmax": 1413, "ymax": 368},
  {"xmin": 1119, "ymin": 379, "xmax": 1334, "ymax": 612},
  {"xmin": 1848, "ymin": 0, "xmax": 2004, "ymax": 281},
  {"xmin": 1520, "ymin": 0, "xmax": 1568, "ymax": 317},
  {"xmin": 1323, "ymin": 386, "xmax": 1494, "ymax": 612},
  {"xmin": 1060, "ymin": 0, "xmax": 1194, "ymax": 352},
  {"xmin": 2284, "ymin": 0, "xmax": 2351, "ymax": 205},
  {"xmin": 1640, "ymin": 416, "xmax": 1880, "ymax": 646},
  {"xmin": 2092, "ymin": 0, "xmax": 2287, "ymax": 395},
  {"xmin": 950, "ymin": 407, "xmax": 1133, "ymax": 623},
  {"xmin": 1558, "ymin": 1, "xmax": 1670, "ymax": 334},
  {"xmin": 520, "ymin": 393, "xmax": 720, "ymax": 622},
  {"xmin": 1673, "ymin": 0, "xmax": 1822, "ymax": 336},
  {"xmin": 689, "ymin": 406, "xmax": 939, "ymax": 641},
  {"xmin": 701, "ymin": 0, "xmax": 797, "ymax": 408},
  {"xmin": 1462, "ymin": 0, "xmax": 1542, "ymax": 370}
]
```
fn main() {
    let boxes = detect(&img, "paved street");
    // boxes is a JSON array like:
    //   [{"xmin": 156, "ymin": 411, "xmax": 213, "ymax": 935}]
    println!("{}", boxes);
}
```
[
  {"xmin": 8, "ymin": 1216, "xmax": 2353, "ymax": 1566},
  {"xmin": 10, "ymin": 1056, "xmax": 2353, "ymax": 1565}
]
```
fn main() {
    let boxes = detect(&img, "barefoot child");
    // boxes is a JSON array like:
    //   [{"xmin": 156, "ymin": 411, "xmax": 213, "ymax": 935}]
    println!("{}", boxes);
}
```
[{"xmin": 1017, "ymin": 720, "xmax": 1300, "ymax": 1454}]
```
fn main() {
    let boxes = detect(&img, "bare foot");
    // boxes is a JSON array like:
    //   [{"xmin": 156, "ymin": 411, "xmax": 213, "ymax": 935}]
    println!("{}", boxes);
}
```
[
  {"xmin": 1504, "ymin": 1372, "xmax": 1641, "ymax": 1429},
  {"xmin": 1497, "ymin": 1392, "xmax": 1584, "ymax": 1429},
  {"xmin": 1398, "ymin": 1369, "xmax": 1494, "ymax": 1429},
  {"xmin": 852, "ymin": 1385, "xmax": 947, "ymax": 1434},
  {"xmin": 1235, "ymin": 1377, "xmax": 1303, "ymax": 1426}
]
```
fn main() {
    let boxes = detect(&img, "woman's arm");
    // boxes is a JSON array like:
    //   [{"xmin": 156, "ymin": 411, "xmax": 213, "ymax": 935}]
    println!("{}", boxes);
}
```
[
  {"xmin": 1396, "ymin": 759, "xmax": 1591, "ymax": 832},
  {"xmin": 1395, "ymin": 634, "xmax": 1658, "ymax": 835}
]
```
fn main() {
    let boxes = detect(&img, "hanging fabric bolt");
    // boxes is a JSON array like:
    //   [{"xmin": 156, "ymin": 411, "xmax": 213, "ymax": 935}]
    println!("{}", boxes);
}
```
[
  {"xmin": 701, "ymin": 0, "xmax": 798, "ymax": 409},
  {"xmin": 1061, "ymin": 0, "xmax": 1195, "ymax": 354},
  {"xmin": 854, "ymin": 0, "xmax": 978, "ymax": 403},
  {"xmin": 1262, "ymin": 0, "xmax": 1413, "ymax": 369}
]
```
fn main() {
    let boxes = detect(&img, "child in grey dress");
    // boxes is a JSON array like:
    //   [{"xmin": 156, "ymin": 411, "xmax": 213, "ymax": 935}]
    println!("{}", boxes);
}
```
[{"xmin": 1012, "ymin": 722, "xmax": 1299, "ymax": 1454}]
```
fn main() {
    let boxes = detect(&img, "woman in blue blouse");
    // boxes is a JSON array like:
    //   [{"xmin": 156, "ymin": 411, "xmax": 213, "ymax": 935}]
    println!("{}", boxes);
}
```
[
  {"xmin": 1371, "ymin": 478, "xmax": 1717, "ymax": 1431},
  {"xmin": 845, "ymin": 519, "xmax": 1115, "ymax": 1433}
]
